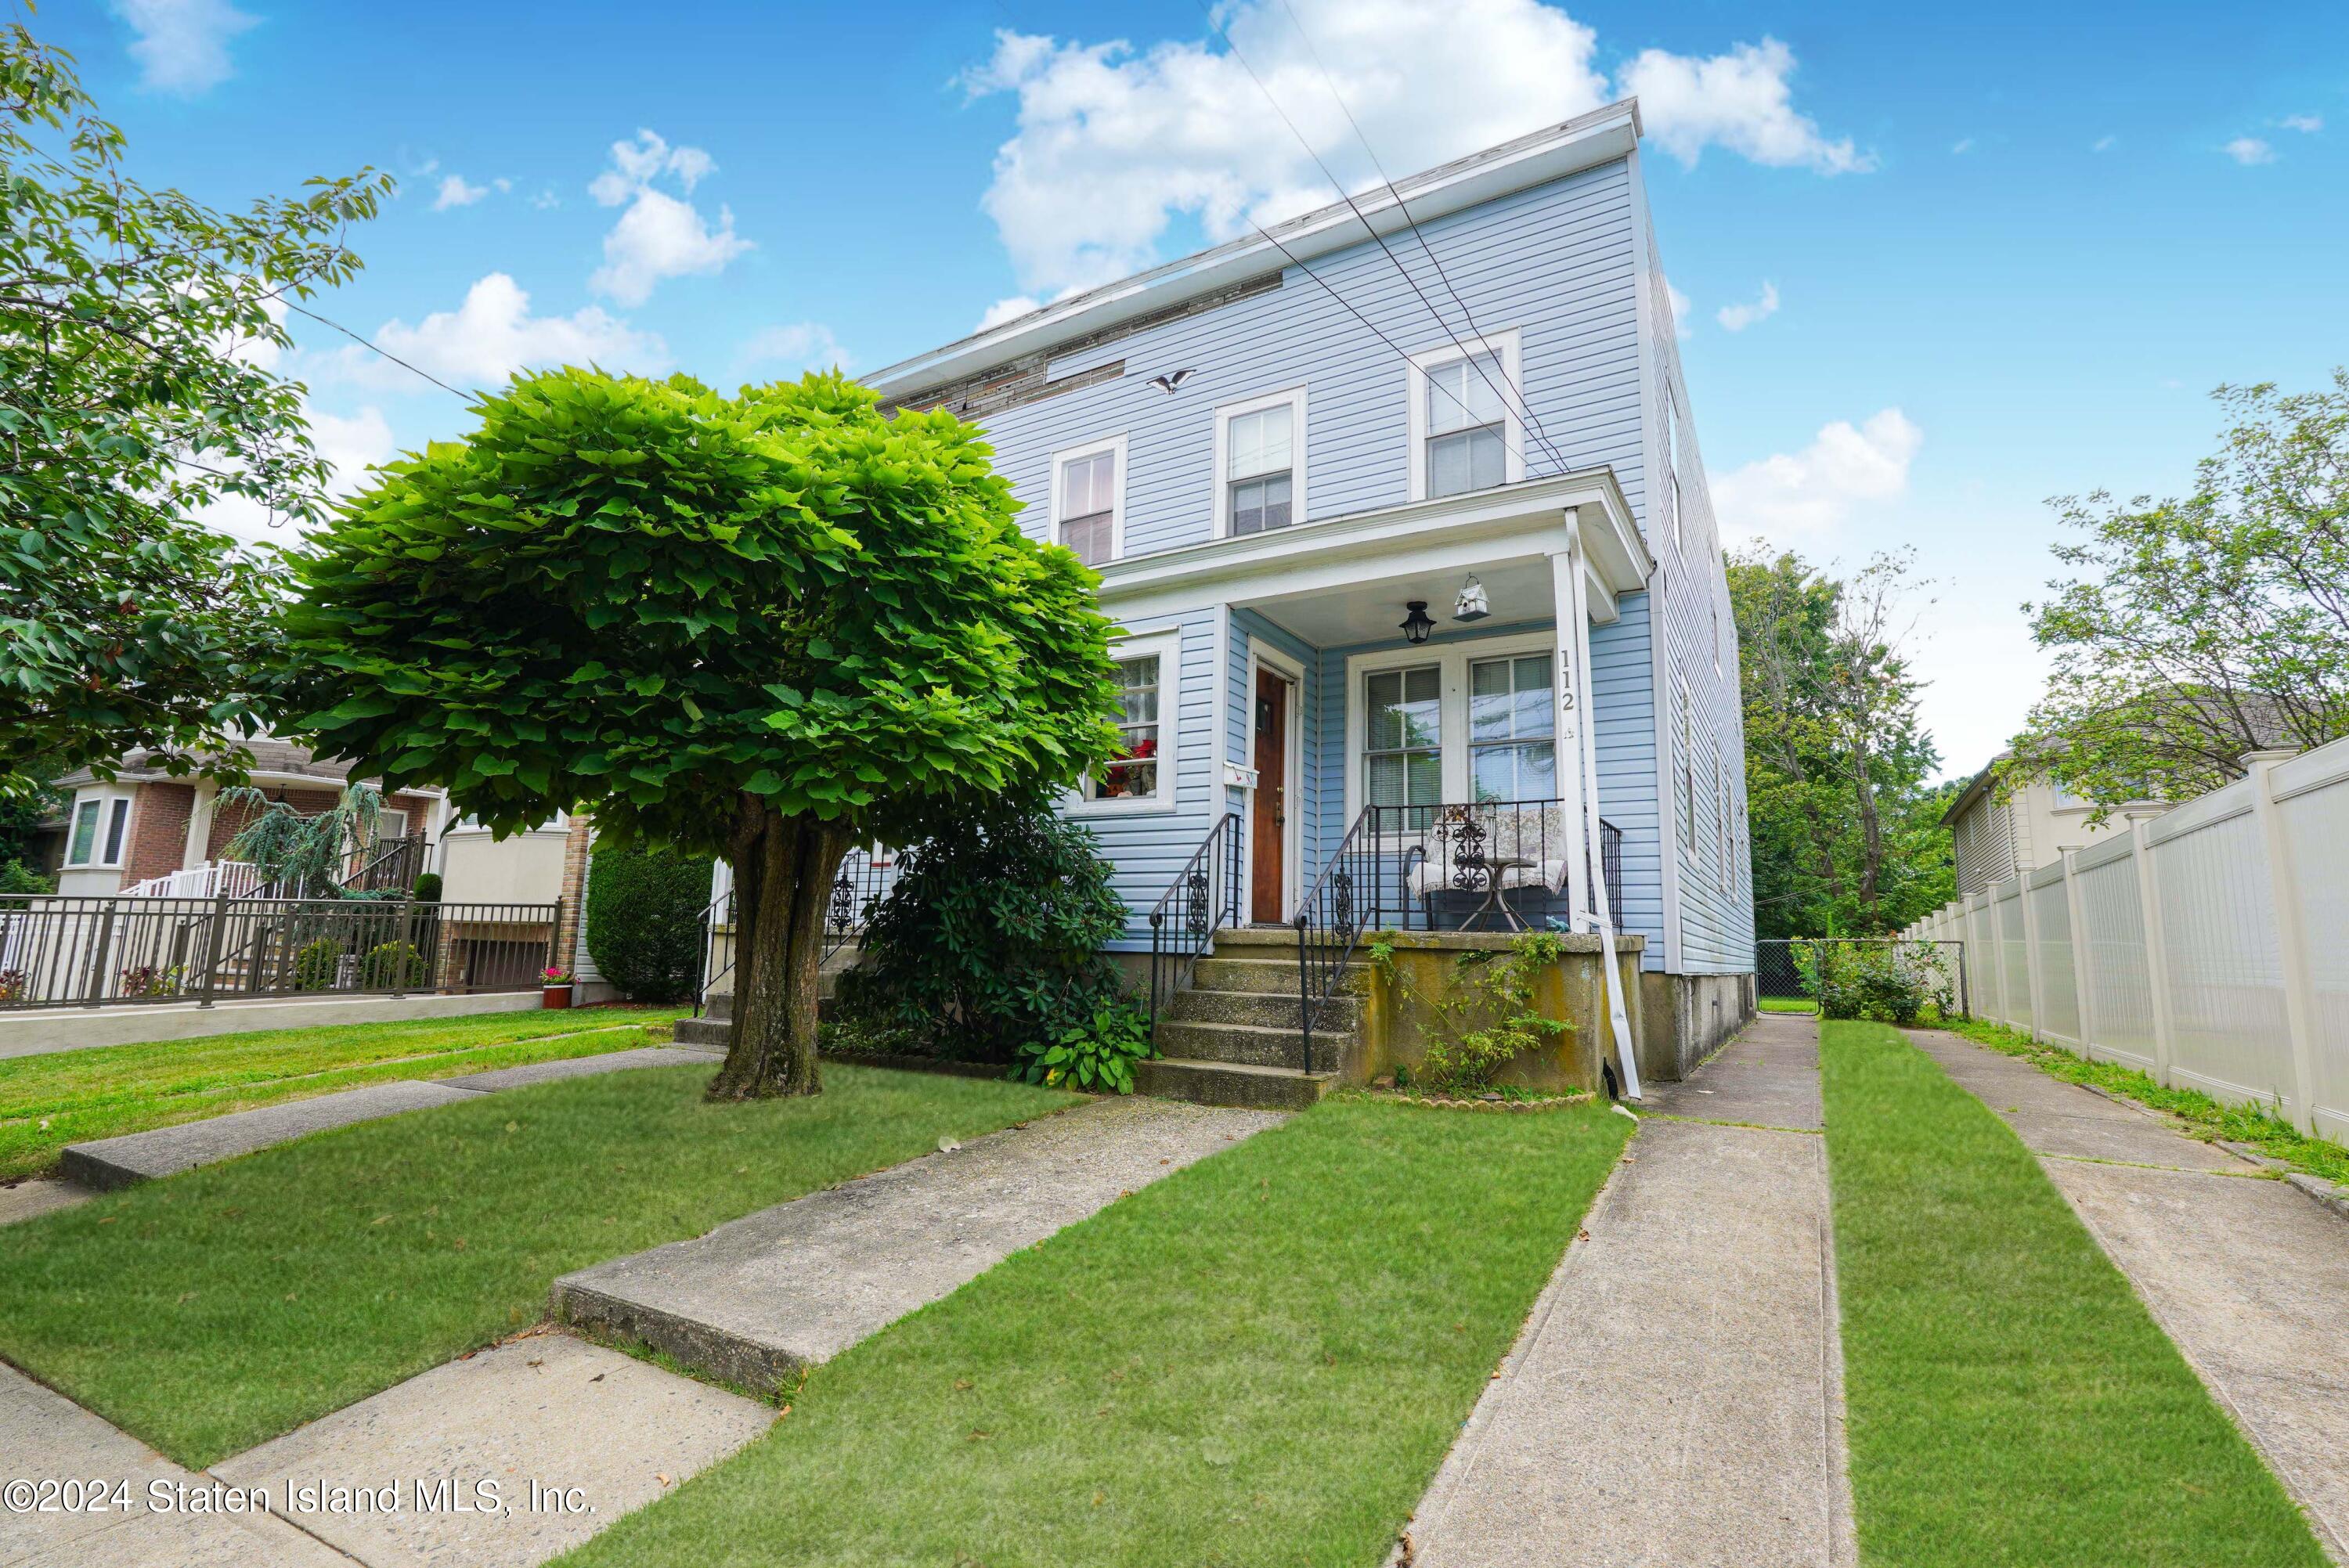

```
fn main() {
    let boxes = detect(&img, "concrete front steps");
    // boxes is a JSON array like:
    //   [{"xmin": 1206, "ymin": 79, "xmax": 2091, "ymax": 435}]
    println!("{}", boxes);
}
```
[{"xmin": 1138, "ymin": 927, "xmax": 1355, "ymax": 1111}]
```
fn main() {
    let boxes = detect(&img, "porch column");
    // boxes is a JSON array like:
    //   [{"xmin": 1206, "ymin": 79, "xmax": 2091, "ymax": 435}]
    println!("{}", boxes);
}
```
[
  {"xmin": 1551, "ymin": 514, "xmax": 1643, "ymax": 1098},
  {"xmin": 182, "ymin": 779, "xmax": 218, "ymax": 869}
]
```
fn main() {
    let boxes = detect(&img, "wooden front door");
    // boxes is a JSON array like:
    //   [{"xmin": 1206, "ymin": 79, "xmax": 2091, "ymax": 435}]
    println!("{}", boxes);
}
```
[{"xmin": 1251, "ymin": 669, "xmax": 1290, "ymax": 924}]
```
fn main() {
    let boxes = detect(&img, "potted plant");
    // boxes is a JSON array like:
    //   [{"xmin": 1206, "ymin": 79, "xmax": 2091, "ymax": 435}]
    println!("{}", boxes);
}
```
[{"xmin": 541, "ymin": 966, "xmax": 574, "ymax": 1009}]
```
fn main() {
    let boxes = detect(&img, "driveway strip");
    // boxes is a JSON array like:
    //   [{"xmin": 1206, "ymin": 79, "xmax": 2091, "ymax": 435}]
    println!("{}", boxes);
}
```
[{"xmin": 1909, "ymin": 1029, "xmax": 2349, "ymax": 1563}]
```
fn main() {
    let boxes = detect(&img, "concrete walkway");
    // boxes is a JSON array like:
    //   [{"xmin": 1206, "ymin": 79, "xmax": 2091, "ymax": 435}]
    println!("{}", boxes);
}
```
[
  {"xmin": 1911, "ymin": 1029, "xmax": 2349, "ymax": 1562},
  {"xmin": 54, "ymin": 1045, "xmax": 720, "ymax": 1190},
  {"xmin": 556, "ymin": 1095, "xmax": 1283, "ymax": 1393},
  {"xmin": 1399, "ymin": 1011, "xmax": 1856, "ymax": 1568}
]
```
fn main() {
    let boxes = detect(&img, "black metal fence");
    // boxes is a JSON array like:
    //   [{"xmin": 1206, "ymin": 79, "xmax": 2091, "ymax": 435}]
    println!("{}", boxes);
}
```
[
  {"xmin": 0, "ymin": 893, "xmax": 560, "ymax": 1010},
  {"xmin": 1755, "ymin": 937, "xmax": 1968, "ymax": 1018},
  {"xmin": 1146, "ymin": 812, "xmax": 1243, "ymax": 1025},
  {"xmin": 694, "ymin": 845, "xmax": 900, "ymax": 1017}
]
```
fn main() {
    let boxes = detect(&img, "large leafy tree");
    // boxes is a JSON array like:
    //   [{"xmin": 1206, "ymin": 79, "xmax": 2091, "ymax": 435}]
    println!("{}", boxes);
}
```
[
  {"xmin": 0, "ymin": 24, "xmax": 388, "ymax": 790},
  {"xmin": 2004, "ymin": 371, "xmax": 2349, "ymax": 806},
  {"xmin": 1730, "ymin": 548, "xmax": 1955, "ymax": 938},
  {"xmin": 280, "ymin": 368, "xmax": 1124, "ymax": 1098}
]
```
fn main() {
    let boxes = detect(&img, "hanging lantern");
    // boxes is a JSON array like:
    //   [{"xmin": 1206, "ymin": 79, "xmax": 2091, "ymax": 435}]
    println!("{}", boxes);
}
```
[{"xmin": 1398, "ymin": 600, "xmax": 1435, "ymax": 645}]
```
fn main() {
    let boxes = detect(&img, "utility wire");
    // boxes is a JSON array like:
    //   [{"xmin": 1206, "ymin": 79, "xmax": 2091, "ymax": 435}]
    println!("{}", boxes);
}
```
[
  {"xmin": 284, "ymin": 301, "xmax": 469, "ymax": 398},
  {"xmin": 1269, "ymin": 0, "xmax": 1578, "ymax": 469},
  {"xmin": 1188, "ymin": 0, "xmax": 1578, "ymax": 478}
]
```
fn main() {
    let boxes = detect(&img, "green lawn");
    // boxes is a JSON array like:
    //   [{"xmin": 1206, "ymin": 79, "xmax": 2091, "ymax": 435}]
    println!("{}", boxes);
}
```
[
  {"xmin": 0, "ymin": 1063, "xmax": 1076, "ymax": 1465},
  {"xmin": 0, "ymin": 1006, "xmax": 681, "ymax": 1179},
  {"xmin": 1820, "ymin": 1019, "xmax": 2324, "ymax": 1566},
  {"xmin": 557, "ymin": 1094, "xmax": 1631, "ymax": 1568},
  {"xmin": 1943, "ymin": 1014, "xmax": 2349, "ymax": 1188},
  {"xmin": 1759, "ymin": 995, "xmax": 1817, "ymax": 1013}
]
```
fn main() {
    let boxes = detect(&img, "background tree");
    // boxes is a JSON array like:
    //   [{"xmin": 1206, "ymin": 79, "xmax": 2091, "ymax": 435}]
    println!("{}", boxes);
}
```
[
  {"xmin": 0, "ymin": 24, "xmax": 388, "ymax": 791},
  {"xmin": 2004, "ymin": 371, "xmax": 2349, "ymax": 807},
  {"xmin": 1730, "ymin": 547, "xmax": 1956, "ymax": 937},
  {"xmin": 584, "ymin": 844, "xmax": 716, "ymax": 1004},
  {"xmin": 280, "ymin": 368, "xmax": 1123, "ymax": 1099}
]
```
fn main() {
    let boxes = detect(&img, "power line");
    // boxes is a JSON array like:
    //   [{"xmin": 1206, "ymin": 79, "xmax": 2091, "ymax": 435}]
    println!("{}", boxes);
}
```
[
  {"xmin": 1186, "ymin": 0, "xmax": 1578, "ymax": 479},
  {"xmin": 284, "ymin": 301, "xmax": 468, "ymax": 399},
  {"xmin": 1268, "ymin": 0, "xmax": 1579, "ymax": 470}
]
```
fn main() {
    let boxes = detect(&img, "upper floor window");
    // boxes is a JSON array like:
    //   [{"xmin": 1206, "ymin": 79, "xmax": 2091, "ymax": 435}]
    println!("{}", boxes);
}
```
[
  {"xmin": 67, "ymin": 792, "xmax": 132, "ymax": 868},
  {"xmin": 1050, "ymin": 434, "xmax": 1124, "ymax": 566},
  {"xmin": 1215, "ymin": 389, "xmax": 1305, "ymax": 537},
  {"xmin": 1408, "ymin": 330, "xmax": 1523, "ymax": 501}
]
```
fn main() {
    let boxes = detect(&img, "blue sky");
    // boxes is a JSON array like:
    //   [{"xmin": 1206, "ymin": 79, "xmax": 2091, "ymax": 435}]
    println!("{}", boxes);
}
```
[{"xmin": 48, "ymin": 0, "xmax": 2349, "ymax": 778}]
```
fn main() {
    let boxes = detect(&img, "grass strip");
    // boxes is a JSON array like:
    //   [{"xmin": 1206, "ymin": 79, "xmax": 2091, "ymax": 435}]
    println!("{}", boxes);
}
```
[
  {"xmin": 557, "ymin": 1094, "xmax": 1632, "ymax": 1568},
  {"xmin": 0, "ymin": 1063, "xmax": 1076, "ymax": 1465},
  {"xmin": 1759, "ymin": 996, "xmax": 1818, "ymax": 1013},
  {"xmin": 0, "ymin": 1006, "xmax": 677, "ymax": 1179},
  {"xmin": 1942, "ymin": 1015, "xmax": 2349, "ymax": 1188},
  {"xmin": 1820, "ymin": 1019, "xmax": 2324, "ymax": 1566}
]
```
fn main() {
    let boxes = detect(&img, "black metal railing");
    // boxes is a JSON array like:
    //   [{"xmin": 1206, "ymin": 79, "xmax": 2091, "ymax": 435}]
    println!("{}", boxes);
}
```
[
  {"xmin": 1290, "ymin": 799, "xmax": 1626, "ymax": 1071},
  {"xmin": 1146, "ymin": 813, "xmax": 1243, "ymax": 1026},
  {"xmin": 692, "ymin": 846, "xmax": 900, "ymax": 1018},
  {"xmin": 344, "ymin": 834, "xmax": 428, "ymax": 894},
  {"xmin": 0, "ymin": 893, "xmax": 559, "ymax": 1010}
]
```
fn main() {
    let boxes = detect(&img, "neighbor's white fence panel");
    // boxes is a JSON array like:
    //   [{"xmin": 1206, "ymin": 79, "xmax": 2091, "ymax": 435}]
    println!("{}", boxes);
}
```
[{"xmin": 1905, "ymin": 739, "xmax": 2349, "ymax": 1137}]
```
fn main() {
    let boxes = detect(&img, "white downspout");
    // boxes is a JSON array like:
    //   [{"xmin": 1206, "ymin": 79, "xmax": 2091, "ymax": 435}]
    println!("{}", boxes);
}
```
[{"xmin": 1564, "ymin": 511, "xmax": 1643, "ymax": 1100}]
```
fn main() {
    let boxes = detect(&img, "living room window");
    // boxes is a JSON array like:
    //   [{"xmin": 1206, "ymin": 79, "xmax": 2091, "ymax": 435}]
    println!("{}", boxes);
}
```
[
  {"xmin": 1075, "ymin": 631, "xmax": 1178, "ymax": 811},
  {"xmin": 1468, "ymin": 654, "xmax": 1557, "ymax": 802},
  {"xmin": 1365, "ymin": 665, "xmax": 1443, "ymax": 821}
]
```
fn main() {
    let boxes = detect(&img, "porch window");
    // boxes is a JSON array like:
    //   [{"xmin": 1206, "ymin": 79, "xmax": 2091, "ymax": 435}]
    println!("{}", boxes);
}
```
[
  {"xmin": 1226, "ymin": 405, "xmax": 1293, "ymax": 535},
  {"xmin": 1425, "ymin": 351, "xmax": 1507, "ymax": 499},
  {"xmin": 1084, "ymin": 653, "xmax": 1163, "ymax": 802},
  {"xmin": 1468, "ymin": 654, "xmax": 1557, "ymax": 802},
  {"xmin": 1365, "ymin": 665, "xmax": 1442, "ymax": 819},
  {"xmin": 1052, "ymin": 436, "xmax": 1123, "ymax": 566}
]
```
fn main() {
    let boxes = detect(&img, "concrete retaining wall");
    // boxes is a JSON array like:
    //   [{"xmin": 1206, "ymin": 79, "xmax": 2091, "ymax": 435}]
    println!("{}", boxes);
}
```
[{"xmin": 1637, "ymin": 970, "xmax": 1758, "ymax": 1083}]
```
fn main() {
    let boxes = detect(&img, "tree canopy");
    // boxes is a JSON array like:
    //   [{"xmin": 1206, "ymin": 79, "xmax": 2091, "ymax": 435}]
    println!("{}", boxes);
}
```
[
  {"xmin": 1729, "ymin": 548, "xmax": 1956, "ymax": 938},
  {"xmin": 279, "ymin": 366, "xmax": 1125, "ymax": 1095},
  {"xmin": 2004, "ymin": 371, "xmax": 2349, "ymax": 808},
  {"xmin": 0, "ymin": 24, "xmax": 387, "ymax": 789}
]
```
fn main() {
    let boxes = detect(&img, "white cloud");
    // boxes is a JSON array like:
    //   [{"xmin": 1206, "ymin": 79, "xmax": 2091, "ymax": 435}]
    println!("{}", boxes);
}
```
[
  {"xmin": 112, "ymin": 0, "xmax": 257, "ymax": 95},
  {"xmin": 1715, "ymin": 280, "xmax": 1779, "ymax": 332},
  {"xmin": 2280, "ymin": 114, "xmax": 2323, "ymax": 134},
  {"xmin": 1909, "ymin": 611, "xmax": 2051, "ymax": 777},
  {"xmin": 530, "ymin": 188, "xmax": 561, "ymax": 210},
  {"xmin": 960, "ymin": 2, "xmax": 1867, "ymax": 300},
  {"xmin": 1711, "ymin": 409, "xmax": 1921, "ymax": 541},
  {"xmin": 1617, "ymin": 38, "xmax": 1873, "ymax": 175},
  {"xmin": 433, "ymin": 175, "xmax": 489, "ymax": 211},
  {"xmin": 321, "ymin": 273, "xmax": 667, "ymax": 391},
  {"xmin": 738, "ymin": 323, "xmax": 850, "ymax": 377},
  {"xmin": 2091, "ymin": 135, "xmax": 2117, "ymax": 153},
  {"xmin": 2225, "ymin": 136, "xmax": 2275, "ymax": 165},
  {"xmin": 977, "ymin": 295, "xmax": 1043, "ymax": 331},
  {"xmin": 1664, "ymin": 279, "xmax": 1693, "ymax": 340},
  {"xmin": 586, "ymin": 129, "xmax": 752, "ymax": 306},
  {"xmin": 1950, "ymin": 137, "xmax": 1974, "ymax": 155},
  {"xmin": 204, "ymin": 404, "xmax": 398, "ymax": 543}
]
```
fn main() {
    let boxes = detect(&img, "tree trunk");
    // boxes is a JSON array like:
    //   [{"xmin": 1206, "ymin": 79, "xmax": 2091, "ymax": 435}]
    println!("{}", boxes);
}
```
[{"xmin": 705, "ymin": 797, "xmax": 852, "ymax": 1101}]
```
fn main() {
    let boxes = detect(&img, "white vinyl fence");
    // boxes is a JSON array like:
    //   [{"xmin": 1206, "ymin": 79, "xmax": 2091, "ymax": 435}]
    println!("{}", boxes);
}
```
[{"xmin": 1907, "ymin": 743, "xmax": 2349, "ymax": 1141}]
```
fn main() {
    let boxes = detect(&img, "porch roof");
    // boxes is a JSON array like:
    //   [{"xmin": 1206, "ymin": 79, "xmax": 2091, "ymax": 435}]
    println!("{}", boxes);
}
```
[{"xmin": 1093, "ymin": 468, "xmax": 1651, "ymax": 643}]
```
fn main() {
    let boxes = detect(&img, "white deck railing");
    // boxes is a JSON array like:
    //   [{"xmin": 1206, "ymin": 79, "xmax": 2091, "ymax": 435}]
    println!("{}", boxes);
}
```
[
  {"xmin": 1906, "ymin": 738, "xmax": 2349, "ymax": 1141},
  {"xmin": 116, "ymin": 861, "xmax": 262, "ymax": 900}
]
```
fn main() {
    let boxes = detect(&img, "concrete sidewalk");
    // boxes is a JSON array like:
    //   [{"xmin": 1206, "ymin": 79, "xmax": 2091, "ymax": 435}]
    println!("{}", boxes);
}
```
[
  {"xmin": 1399, "ymin": 1012, "xmax": 1855, "ymax": 1568},
  {"xmin": 555, "ymin": 1095, "xmax": 1283, "ymax": 1393},
  {"xmin": 1911, "ymin": 1029, "xmax": 2349, "ymax": 1562}
]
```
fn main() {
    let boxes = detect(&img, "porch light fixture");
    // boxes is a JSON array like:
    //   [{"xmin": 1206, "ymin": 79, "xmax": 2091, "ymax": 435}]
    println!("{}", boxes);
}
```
[
  {"xmin": 1454, "ymin": 575, "xmax": 1491, "ymax": 623},
  {"xmin": 1398, "ymin": 600, "xmax": 1436, "ymax": 646}
]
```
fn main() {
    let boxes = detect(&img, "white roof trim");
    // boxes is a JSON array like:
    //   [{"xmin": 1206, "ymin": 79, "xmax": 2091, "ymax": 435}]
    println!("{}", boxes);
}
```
[{"xmin": 864, "ymin": 100, "xmax": 1644, "ymax": 398}]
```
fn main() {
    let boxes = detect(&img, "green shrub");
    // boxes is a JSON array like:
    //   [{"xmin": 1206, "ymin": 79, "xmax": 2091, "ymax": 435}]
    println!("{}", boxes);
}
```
[
  {"xmin": 290, "ymin": 936, "xmax": 341, "ymax": 991},
  {"xmin": 359, "ymin": 941, "xmax": 425, "ymax": 989},
  {"xmin": 584, "ymin": 844, "xmax": 715, "ymax": 1002},
  {"xmin": 835, "ymin": 800, "xmax": 1131, "ymax": 1064},
  {"xmin": 0, "ymin": 859, "xmax": 52, "ymax": 896},
  {"xmin": 410, "ymin": 871, "xmax": 442, "ymax": 902},
  {"xmin": 1799, "ymin": 939, "xmax": 1955, "ymax": 1024},
  {"xmin": 1012, "ymin": 999, "xmax": 1153, "ymax": 1094}
]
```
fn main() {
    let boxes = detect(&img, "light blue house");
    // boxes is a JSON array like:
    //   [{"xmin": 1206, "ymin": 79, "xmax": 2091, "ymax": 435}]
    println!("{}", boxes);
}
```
[{"xmin": 861, "ymin": 101, "xmax": 1755, "ymax": 1100}]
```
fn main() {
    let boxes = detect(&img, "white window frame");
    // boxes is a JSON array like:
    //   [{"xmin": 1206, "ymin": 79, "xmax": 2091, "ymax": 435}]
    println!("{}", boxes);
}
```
[
  {"xmin": 1213, "ymin": 387, "xmax": 1307, "ymax": 539},
  {"xmin": 1406, "ymin": 328, "xmax": 1525, "ymax": 503},
  {"xmin": 1342, "ymin": 629, "xmax": 1559, "ymax": 824},
  {"xmin": 1070, "ymin": 629, "xmax": 1181, "ymax": 816},
  {"xmin": 1046, "ymin": 432, "xmax": 1127, "ymax": 565},
  {"xmin": 64, "ymin": 788, "xmax": 135, "ymax": 869}
]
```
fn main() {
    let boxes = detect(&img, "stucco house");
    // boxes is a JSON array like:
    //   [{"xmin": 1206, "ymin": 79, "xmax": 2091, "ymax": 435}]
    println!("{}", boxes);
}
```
[{"xmin": 851, "ymin": 100, "xmax": 1756, "ymax": 1098}]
